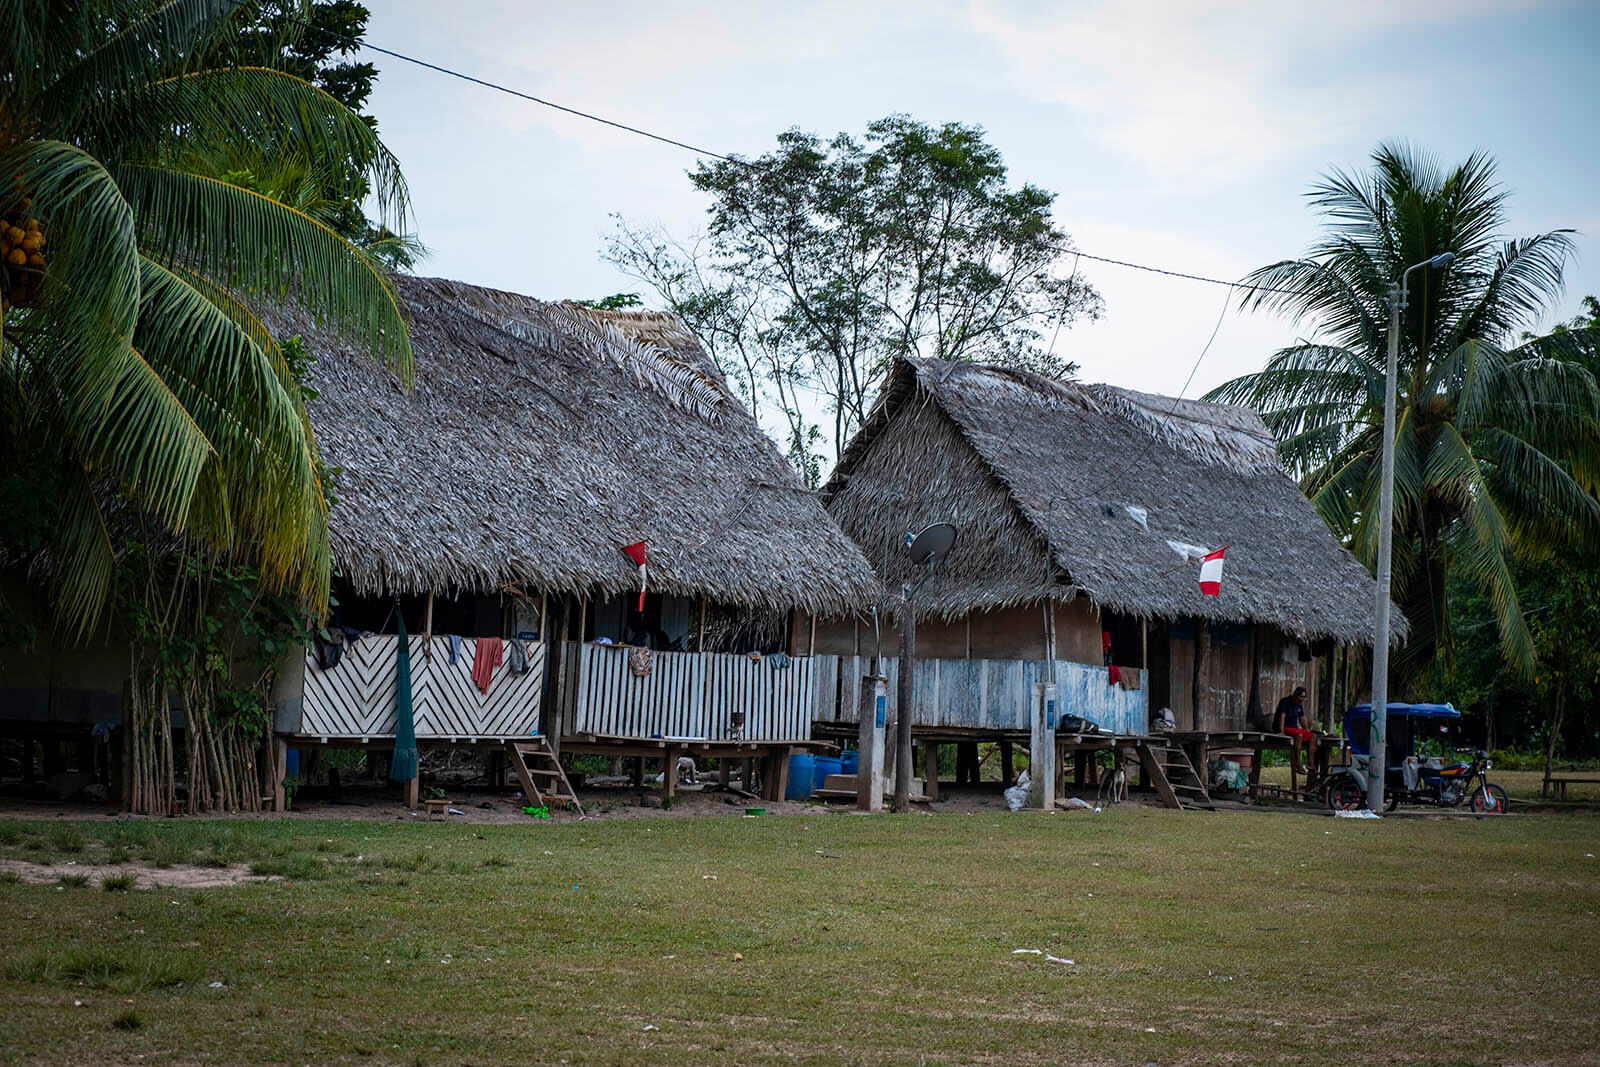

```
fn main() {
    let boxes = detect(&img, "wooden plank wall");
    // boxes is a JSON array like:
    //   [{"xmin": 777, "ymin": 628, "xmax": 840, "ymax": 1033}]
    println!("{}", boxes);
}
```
[
  {"xmin": 567, "ymin": 644, "xmax": 816, "ymax": 742},
  {"xmin": 828, "ymin": 656, "xmax": 1147, "ymax": 734},
  {"xmin": 299, "ymin": 636, "xmax": 545, "ymax": 739}
]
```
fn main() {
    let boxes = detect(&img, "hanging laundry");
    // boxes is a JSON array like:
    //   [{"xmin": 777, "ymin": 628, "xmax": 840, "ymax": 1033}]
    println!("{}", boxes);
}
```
[
  {"xmin": 1119, "ymin": 667, "xmax": 1143, "ymax": 691},
  {"xmin": 1107, "ymin": 664, "xmax": 1123, "ymax": 687},
  {"xmin": 313, "ymin": 631, "xmax": 343, "ymax": 670},
  {"xmin": 506, "ymin": 637, "xmax": 530, "ymax": 675},
  {"xmin": 766, "ymin": 652, "xmax": 793, "ymax": 670},
  {"xmin": 448, "ymin": 634, "xmax": 463, "ymax": 666},
  {"xmin": 472, "ymin": 637, "xmax": 504, "ymax": 695},
  {"xmin": 628, "ymin": 646, "xmax": 653, "ymax": 678}
]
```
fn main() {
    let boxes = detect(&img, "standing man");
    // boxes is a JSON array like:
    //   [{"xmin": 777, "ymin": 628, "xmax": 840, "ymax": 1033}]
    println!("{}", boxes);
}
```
[{"xmin": 1273, "ymin": 686, "xmax": 1318, "ymax": 779}]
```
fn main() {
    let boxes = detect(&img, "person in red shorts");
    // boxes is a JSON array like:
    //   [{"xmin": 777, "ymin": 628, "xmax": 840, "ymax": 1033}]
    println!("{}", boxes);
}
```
[{"xmin": 1273, "ymin": 685, "xmax": 1318, "ymax": 778}]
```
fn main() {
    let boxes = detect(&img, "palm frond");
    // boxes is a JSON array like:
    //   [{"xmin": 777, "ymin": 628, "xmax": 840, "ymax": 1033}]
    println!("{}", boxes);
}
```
[
  {"xmin": 34, "ymin": 0, "xmax": 243, "ymax": 138},
  {"xmin": 47, "ymin": 459, "xmax": 119, "ymax": 638},
  {"xmin": 117, "ymin": 164, "xmax": 412, "ymax": 381},
  {"xmin": 1451, "ymin": 231, "xmax": 1579, "ymax": 345},
  {"xmin": 94, "ymin": 66, "xmax": 409, "ymax": 228},
  {"xmin": 134, "ymin": 256, "xmax": 329, "ymax": 606}
]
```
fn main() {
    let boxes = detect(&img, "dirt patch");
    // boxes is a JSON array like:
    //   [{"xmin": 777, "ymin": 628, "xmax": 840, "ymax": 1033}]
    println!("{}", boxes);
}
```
[{"xmin": 0, "ymin": 858, "xmax": 274, "ymax": 889}]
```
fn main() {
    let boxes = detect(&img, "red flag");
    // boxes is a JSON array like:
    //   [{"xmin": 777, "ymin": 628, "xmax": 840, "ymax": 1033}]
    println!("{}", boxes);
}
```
[
  {"xmin": 1199, "ymin": 546, "xmax": 1226, "ymax": 596},
  {"xmin": 620, "ymin": 541, "xmax": 648, "ymax": 612}
]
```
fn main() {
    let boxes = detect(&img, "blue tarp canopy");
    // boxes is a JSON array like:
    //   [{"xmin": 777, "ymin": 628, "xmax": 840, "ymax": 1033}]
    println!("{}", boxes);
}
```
[{"xmin": 1346, "ymin": 703, "xmax": 1461, "ymax": 720}]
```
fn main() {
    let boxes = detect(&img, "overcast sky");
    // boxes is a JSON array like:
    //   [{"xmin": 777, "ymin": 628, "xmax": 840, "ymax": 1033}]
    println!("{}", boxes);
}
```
[{"xmin": 363, "ymin": 0, "xmax": 1600, "ymax": 448}]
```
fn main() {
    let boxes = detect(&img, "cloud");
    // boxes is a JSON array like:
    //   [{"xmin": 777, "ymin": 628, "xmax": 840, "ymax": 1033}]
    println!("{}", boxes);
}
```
[{"xmin": 963, "ymin": 0, "xmax": 1541, "ymax": 185}]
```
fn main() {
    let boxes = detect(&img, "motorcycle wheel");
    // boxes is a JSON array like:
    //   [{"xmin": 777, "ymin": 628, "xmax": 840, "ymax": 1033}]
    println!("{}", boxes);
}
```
[
  {"xmin": 1326, "ymin": 777, "xmax": 1365, "ymax": 811},
  {"xmin": 1469, "ymin": 783, "xmax": 1510, "ymax": 814}
]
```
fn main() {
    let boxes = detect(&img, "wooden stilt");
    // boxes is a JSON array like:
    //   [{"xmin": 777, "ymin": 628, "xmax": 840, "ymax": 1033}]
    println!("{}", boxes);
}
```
[
  {"xmin": 697, "ymin": 594, "xmax": 707, "ymax": 653},
  {"xmin": 1073, "ymin": 749, "xmax": 1087, "ymax": 787},
  {"xmin": 922, "ymin": 740, "xmax": 939, "ymax": 802},
  {"xmin": 741, "ymin": 757, "xmax": 754, "ymax": 793},
  {"xmin": 1000, "ymin": 740, "xmax": 1014, "ymax": 784},
  {"xmin": 663, "ymin": 745, "xmax": 679, "ymax": 802},
  {"xmin": 403, "ymin": 774, "xmax": 420, "ymax": 810},
  {"xmin": 271, "ymin": 737, "xmax": 287, "ymax": 812},
  {"xmin": 631, "ymin": 756, "xmax": 644, "ymax": 787}
]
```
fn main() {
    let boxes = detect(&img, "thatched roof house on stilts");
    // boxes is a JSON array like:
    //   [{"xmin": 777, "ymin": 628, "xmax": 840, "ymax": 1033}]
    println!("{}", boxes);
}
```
[
  {"xmin": 266, "ymin": 275, "xmax": 879, "ymax": 808},
  {"xmin": 801, "ymin": 357, "xmax": 1403, "ymax": 809}
]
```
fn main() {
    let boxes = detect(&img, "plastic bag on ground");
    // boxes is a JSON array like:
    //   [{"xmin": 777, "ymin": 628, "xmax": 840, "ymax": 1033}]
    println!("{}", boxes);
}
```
[{"xmin": 1004, "ymin": 770, "xmax": 1032, "ymax": 812}]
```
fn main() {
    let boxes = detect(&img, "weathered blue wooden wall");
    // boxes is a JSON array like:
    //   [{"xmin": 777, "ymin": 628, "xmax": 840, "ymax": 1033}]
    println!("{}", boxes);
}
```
[{"xmin": 825, "ymin": 656, "xmax": 1147, "ymax": 735}]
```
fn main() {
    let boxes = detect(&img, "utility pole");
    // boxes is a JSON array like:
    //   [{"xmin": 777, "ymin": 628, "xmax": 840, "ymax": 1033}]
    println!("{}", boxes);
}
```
[{"xmin": 1370, "ymin": 252, "xmax": 1454, "ymax": 813}]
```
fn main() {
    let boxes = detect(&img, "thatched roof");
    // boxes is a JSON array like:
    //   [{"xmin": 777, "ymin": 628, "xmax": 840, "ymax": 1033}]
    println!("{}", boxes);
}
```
[
  {"xmin": 267, "ymin": 275, "xmax": 880, "ymax": 614},
  {"xmin": 823, "ymin": 358, "xmax": 1402, "ymax": 645}
]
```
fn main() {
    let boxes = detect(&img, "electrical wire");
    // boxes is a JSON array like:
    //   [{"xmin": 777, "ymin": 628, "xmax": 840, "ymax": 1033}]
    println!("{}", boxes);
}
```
[
  {"xmin": 1057, "ymin": 280, "xmax": 1235, "ymax": 506},
  {"xmin": 281, "ymin": 13, "xmax": 751, "ymax": 165},
  {"xmin": 286, "ymin": 13, "xmax": 1303, "ymax": 297}
]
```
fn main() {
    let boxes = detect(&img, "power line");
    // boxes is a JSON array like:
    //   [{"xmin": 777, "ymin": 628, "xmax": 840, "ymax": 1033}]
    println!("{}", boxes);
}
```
[
  {"xmin": 290, "ymin": 14, "xmax": 1303, "ymax": 297},
  {"xmin": 284, "ymin": 14, "xmax": 751, "ymax": 165},
  {"xmin": 1056, "ymin": 279, "xmax": 1236, "ymax": 507}
]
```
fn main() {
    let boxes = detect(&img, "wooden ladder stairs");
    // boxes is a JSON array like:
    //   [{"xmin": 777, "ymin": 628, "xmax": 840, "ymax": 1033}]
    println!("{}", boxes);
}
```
[
  {"xmin": 1135, "ymin": 740, "xmax": 1214, "ymax": 811},
  {"xmin": 506, "ymin": 738, "xmax": 584, "ymax": 816}
]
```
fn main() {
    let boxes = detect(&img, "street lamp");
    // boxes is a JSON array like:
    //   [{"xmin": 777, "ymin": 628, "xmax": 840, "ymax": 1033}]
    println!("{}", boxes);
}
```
[{"xmin": 1368, "ymin": 251, "xmax": 1454, "ymax": 813}]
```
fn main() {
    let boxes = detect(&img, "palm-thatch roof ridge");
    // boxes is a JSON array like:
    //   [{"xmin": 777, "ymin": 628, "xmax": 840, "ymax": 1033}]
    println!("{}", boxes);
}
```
[
  {"xmin": 264, "ymin": 275, "xmax": 880, "ymax": 614},
  {"xmin": 823, "ymin": 357, "xmax": 1402, "ymax": 645}
]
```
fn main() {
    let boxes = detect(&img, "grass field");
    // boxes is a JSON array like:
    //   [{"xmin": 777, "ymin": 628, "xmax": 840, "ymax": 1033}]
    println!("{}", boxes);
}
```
[{"xmin": 1, "ymin": 808, "xmax": 1596, "ymax": 1065}]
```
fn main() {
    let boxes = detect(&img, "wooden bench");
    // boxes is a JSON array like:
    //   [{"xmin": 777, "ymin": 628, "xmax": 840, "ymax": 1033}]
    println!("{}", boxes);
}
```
[{"xmin": 1546, "ymin": 777, "xmax": 1600, "ymax": 801}]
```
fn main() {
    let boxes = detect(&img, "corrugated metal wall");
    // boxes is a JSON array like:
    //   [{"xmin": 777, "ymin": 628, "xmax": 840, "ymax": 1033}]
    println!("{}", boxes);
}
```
[
  {"xmin": 567, "ymin": 644, "xmax": 815, "ymax": 742},
  {"xmin": 826, "ymin": 656, "xmax": 1147, "ymax": 735}
]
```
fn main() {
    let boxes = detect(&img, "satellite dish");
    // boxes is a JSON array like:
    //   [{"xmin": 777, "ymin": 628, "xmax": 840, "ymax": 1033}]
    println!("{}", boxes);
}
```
[{"xmin": 907, "ymin": 522, "xmax": 957, "ymax": 566}]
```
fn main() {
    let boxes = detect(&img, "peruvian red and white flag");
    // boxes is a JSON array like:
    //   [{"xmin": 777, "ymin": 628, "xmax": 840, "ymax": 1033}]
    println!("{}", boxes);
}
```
[
  {"xmin": 620, "ymin": 541, "xmax": 648, "ymax": 612},
  {"xmin": 1198, "ymin": 547, "xmax": 1227, "ymax": 596}
]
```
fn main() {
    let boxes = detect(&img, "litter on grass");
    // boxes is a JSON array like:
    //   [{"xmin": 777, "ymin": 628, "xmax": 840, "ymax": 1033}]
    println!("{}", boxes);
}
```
[{"xmin": 1335, "ymin": 809, "xmax": 1381, "ymax": 819}]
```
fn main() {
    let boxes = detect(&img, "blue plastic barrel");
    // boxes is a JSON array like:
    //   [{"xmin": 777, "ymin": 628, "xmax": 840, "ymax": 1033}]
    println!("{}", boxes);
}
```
[
  {"xmin": 813, "ymin": 756, "xmax": 843, "ymax": 792},
  {"xmin": 785, "ymin": 754, "xmax": 816, "ymax": 800},
  {"xmin": 840, "ymin": 749, "xmax": 859, "ymax": 776}
]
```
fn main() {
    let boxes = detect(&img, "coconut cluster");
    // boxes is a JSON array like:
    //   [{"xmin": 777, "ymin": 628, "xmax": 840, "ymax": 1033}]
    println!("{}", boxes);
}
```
[{"xmin": 1, "ymin": 173, "xmax": 45, "ymax": 313}]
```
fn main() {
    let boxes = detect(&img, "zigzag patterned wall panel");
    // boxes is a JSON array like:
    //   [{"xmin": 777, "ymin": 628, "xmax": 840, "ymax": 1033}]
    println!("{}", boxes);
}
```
[{"xmin": 298, "ymin": 636, "xmax": 544, "ymax": 740}]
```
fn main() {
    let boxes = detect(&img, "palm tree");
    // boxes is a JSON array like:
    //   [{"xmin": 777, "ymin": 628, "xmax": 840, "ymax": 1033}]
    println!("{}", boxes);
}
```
[
  {"xmin": 1207, "ymin": 144, "xmax": 1600, "ymax": 679},
  {"xmin": 0, "ymin": 0, "xmax": 412, "ymax": 633}
]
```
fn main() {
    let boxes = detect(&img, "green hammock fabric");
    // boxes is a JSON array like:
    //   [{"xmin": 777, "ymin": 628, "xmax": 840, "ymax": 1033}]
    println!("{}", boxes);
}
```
[{"xmin": 388, "ymin": 611, "xmax": 419, "ymax": 783}]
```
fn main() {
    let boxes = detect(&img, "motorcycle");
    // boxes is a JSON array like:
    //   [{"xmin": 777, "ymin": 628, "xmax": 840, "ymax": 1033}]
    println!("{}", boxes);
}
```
[{"xmin": 1323, "ymin": 702, "xmax": 1509, "ymax": 814}]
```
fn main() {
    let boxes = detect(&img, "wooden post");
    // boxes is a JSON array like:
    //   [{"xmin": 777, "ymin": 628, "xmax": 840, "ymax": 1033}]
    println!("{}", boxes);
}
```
[
  {"xmin": 272, "ymin": 737, "xmax": 287, "ymax": 812},
  {"xmin": 422, "ymin": 590, "xmax": 435, "ymax": 662},
  {"xmin": 741, "ymin": 756, "xmax": 754, "ymax": 793},
  {"xmin": 663, "ymin": 745, "xmax": 679, "ymax": 802},
  {"xmin": 1000, "ymin": 740, "xmax": 1015, "ymax": 784},
  {"xmin": 697, "ymin": 594, "xmax": 707, "ymax": 653},
  {"xmin": 539, "ymin": 591, "xmax": 547, "ymax": 641},
  {"xmin": 1141, "ymin": 621, "xmax": 1148, "ymax": 670},
  {"xmin": 404, "ymin": 773, "xmax": 420, "ymax": 810},
  {"xmin": 894, "ymin": 596, "xmax": 916, "ymax": 813},
  {"xmin": 922, "ymin": 740, "xmax": 939, "ymax": 802},
  {"xmin": 808, "ymin": 612, "xmax": 817, "ymax": 656},
  {"xmin": 631, "ymin": 756, "xmax": 644, "ymax": 787},
  {"xmin": 719, "ymin": 758, "xmax": 731, "ymax": 790},
  {"xmin": 965, "ymin": 616, "xmax": 971, "ymax": 659},
  {"xmin": 578, "ymin": 594, "xmax": 588, "ymax": 644}
]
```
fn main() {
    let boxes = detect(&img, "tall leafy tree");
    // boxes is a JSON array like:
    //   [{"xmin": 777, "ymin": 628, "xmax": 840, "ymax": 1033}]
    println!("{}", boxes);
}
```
[
  {"xmin": 608, "ymin": 115, "xmax": 1103, "ymax": 465},
  {"xmin": 1208, "ymin": 145, "xmax": 1600, "ymax": 679},
  {"xmin": 0, "ymin": 0, "xmax": 413, "ymax": 634}
]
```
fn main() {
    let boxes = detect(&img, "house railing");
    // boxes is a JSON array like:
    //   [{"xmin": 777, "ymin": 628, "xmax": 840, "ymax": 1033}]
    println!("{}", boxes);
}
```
[
  {"xmin": 823, "ymin": 656, "xmax": 1148, "ymax": 735},
  {"xmin": 290, "ymin": 635, "xmax": 545, "ymax": 740},
  {"xmin": 565, "ymin": 643, "xmax": 815, "ymax": 742}
]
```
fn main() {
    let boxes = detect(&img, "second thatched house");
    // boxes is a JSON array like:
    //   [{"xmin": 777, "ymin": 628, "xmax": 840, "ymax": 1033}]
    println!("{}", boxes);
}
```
[
  {"xmin": 268, "ymin": 275, "xmax": 879, "ymax": 792},
  {"xmin": 802, "ymin": 357, "xmax": 1400, "ymax": 760}
]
